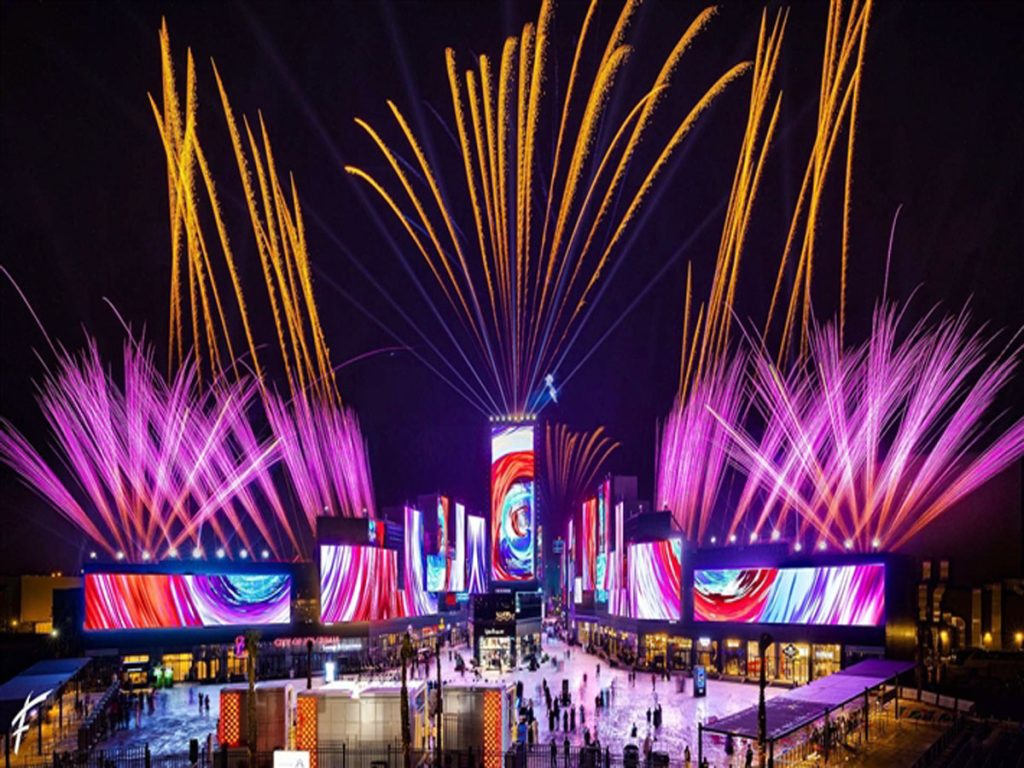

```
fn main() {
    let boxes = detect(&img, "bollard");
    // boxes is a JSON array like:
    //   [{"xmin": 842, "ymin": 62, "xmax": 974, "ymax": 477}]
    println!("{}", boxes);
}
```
[{"xmin": 145, "ymin": 744, "xmax": 152, "ymax": 768}]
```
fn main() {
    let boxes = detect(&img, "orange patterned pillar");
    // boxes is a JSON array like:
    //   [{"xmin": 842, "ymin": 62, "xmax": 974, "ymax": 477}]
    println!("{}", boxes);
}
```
[
  {"xmin": 482, "ymin": 690, "xmax": 503, "ymax": 768},
  {"xmin": 218, "ymin": 691, "xmax": 242, "ymax": 747},
  {"xmin": 296, "ymin": 694, "xmax": 319, "ymax": 768}
]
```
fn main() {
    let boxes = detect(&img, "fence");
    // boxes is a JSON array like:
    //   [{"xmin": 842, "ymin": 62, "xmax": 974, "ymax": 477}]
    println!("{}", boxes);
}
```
[{"xmin": 19, "ymin": 744, "xmax": 676, "ymax": 768}]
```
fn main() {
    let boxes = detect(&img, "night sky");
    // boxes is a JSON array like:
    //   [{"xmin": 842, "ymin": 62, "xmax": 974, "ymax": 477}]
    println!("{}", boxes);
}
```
[{"xmin": 2, "ymin": 1, "xmax": 1022, "ymax": 573}]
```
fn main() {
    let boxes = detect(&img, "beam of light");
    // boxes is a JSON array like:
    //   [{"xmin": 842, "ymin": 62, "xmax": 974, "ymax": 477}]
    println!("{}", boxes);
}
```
[
  {"xmin": 0, "ymin": 338, "xmax": 294, "ymax": 562},
  {"xmin": 346, "ymin": 0, "xmax": 749, "ymax": 416},
  {"xmin": 719, "ymin": 302, "xmax": 1024, "ymax": 552},
  {"xmin": 540, "ymin": 423, "xmax": 620, "ymax": 521}
]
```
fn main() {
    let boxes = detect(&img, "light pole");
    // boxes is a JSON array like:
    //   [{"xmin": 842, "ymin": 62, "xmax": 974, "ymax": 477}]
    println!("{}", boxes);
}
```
[
  {"xmin": 401, "ymin": 632, "xmax": 414, "ymax": 768},
  {"xmin": 758, "ymin": 632, "xmax": 772, "ymax": 768}
]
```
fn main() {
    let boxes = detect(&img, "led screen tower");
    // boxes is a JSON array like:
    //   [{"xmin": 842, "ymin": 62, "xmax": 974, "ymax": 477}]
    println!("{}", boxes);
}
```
[{"xmin": 490, "ymin": 417, "xmax": 536, "ymax": 582}]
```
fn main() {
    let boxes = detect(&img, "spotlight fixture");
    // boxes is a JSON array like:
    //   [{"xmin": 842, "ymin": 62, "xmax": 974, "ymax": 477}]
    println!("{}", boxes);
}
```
[
  {"xmin": 261, "ymin": 549, "xmax": 270, "ymax": 560},
  {"xmin": 729, "ymin": 534, "xmax": 737, "ymax": 543},
  {"xmin": 167, "ymin": 548, "xmax": 178, "ymax": 558},
  {"xmin": 771, "ymin": 530, "xmax": 780, "ymax": 541},
  {"xmin": 818, "ymin": 541, "xmax": 827, "ymax": 551},
  {"xmin": 844, "ymin": 539, "xmax": 853, "ymax": 550},
  {"xmin": 192, "ymin": 547, "xmax": 203, "ymax": 559},
  {"xmin": 794, "ymin": 542, "xmax": 802, "ymax": 552},
  {"xmin": 871, "ymin": 538, "xmax": 881, "ymax": 549},
  {"xmin": 141, "ymin": 551, "xmax": 151, "ymax": 561},
  {"xmin": 115, "ymin": 551, "xmax": 125, "ymax": 561},
  {"xmin": 239, "ymin": 549, "xmax": 249, "ymax": 559},
  {"xmin": 710, "ymin": 536, "xmax": 717, "ymax": 545},
  {"xmin": 749, "ymin": 532, "xmax": 758, "ymax": 543},
  {"xmin": 88, "ymin": 551, "xmax": 97, "ymax": 560},
  {"xmin": 215, "ymin": 548, "xmax": 226, "ymax": 559}
]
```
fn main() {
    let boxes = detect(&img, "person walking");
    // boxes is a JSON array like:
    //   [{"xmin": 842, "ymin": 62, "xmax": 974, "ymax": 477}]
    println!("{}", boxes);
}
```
[
  {"xmin": 683, "ymin": 745, "xmax": 691, "ymax": 767},
  {"xmin": 744, "ymin": 742, "xmax": 754, "ymax": 768},
  {"xmin": 550, "ymin": 739, "xmax": 558, "ymax": 768},
  {"xmin": 563, "ymin": 737, "xmax": 570, "ymax": 768}
]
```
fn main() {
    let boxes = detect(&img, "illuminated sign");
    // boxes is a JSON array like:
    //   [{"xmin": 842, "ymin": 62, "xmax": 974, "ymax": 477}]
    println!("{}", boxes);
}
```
[
  {"xmin": 84, "ymin": 572, "xmax": 291, "ymax": 630},
  {"xmin": 491, "ymin": 424, "xmax": 535, "ymax": 582},
  {"xmin": 693, "ymin": 563, "xmax": 886, "ymax": 626}
]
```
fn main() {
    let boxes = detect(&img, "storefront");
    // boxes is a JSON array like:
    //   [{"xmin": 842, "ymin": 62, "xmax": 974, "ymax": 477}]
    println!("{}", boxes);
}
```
[
  {"xmin": 812, "ymin": 643, "xmax": 842, "ymax": 679},
  {"xmin": 479, "ymin": 631, "xmax": 514, "ymax": 670},
  {"xmin": 641, "ymin": 633, "xmax": 668, "ymax": 668},
  {"xmin": 695, "ymin": 637, "xmax": 718, "ymax": 673},
  {"xmin": 721, "ymin": 638, "xmax": 746, "ymax": 678},
  {"xmin": 668, "ymin": 637, "xmax": 692, "ymax": 670}
]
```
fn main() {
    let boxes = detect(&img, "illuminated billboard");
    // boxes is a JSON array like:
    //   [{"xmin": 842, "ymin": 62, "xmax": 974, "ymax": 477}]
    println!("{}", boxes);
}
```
[
  {"xmin": 628, "ymin": 540, "xmax": 682, "ymax": 621},
  {"xmin": 466, "ymin": 514, "xmax": 487, "ymax": 593},
  {"xmin": 402, "ymin": 505, "xmax": 438, "ymax": 616},
  {"xmin": 450, "ymin": 503, "xmax": 466, "ymax": 592},
  {"xmin": 320, "ymin": 545, "xmax": 401, "ymax": 623},
  {"xmin": 84, "ymin": 572, "xmax": 291, "ymax": 630},
  {"xmin": 581, "ymin": 497, "xmax": 597, "ymax": 591},
  {"xmin": 693, "ymin": 563, "xmax": 886, "ymax": 626},
  {"xmin": 491, "ymin": 424, "xmax": 535, "ymax": 582}
]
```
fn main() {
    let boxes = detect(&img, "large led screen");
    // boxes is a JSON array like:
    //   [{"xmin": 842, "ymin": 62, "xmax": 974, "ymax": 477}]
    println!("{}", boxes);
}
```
[
  {"xmin": 693, "ymin": 563, "xmax": 886, "ymax": 626},
  {"xmin": 402, "ymin": 505, "xmax": 438, "ymax": 616},
  {"xmin": 628, "ymin": 540, "xmax": 682, "ymax": 621},
  {"xmin": 466, "ymin": 514, "xmax": 487, "ymax": 593},
  {"xmin": 85, "ymin": 572, "xmax": 291, "ymax": 630},
  {"xmin": 581, "ymin": 498, "xmax": 597, "ymax": 591},
  {"xmin": 320, "ymin": 545, "xmax": 401, "ymax": 622},
  {"xmin": 491, "ymin": 424, "xmax": 535, "ymax": 582},
  {"xmin": 450, "ymin": 503, "xmax": 466, "ymax": 592}
]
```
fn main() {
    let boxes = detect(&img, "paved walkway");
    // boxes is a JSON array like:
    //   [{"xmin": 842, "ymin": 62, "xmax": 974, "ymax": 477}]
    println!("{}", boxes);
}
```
[{"xmin": 81, "ymin": 640, "xmax": 944, "ymax": 767}]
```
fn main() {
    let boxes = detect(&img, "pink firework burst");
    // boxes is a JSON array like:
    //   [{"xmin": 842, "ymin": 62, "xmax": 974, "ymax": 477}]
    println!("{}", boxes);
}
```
[
  {"xmin": 0, "ymin": 338, "xmax": 290, "ymax": 561},
  {"xmin": 716, "ymin": 303, "xmax": 1024, "ymax": 551}
]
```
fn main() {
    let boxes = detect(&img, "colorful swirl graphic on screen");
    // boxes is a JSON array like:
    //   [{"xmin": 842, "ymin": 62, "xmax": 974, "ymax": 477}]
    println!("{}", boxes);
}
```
[
  {"xmin": 693, "ymin": 564, "xmax": 885, "ymax": 625},
  {"xmin": 319, "ymin": 507, "xmax": 437, "ymax": 623},
  {"xmin": 581, "ymin": 498, "xmax": 597, "ymax": 590},
  {"xmin": 466, "ymin": 514, "xmax": 488, "ymax": 593},
  {"xmin": 491, "ymin": 425, "xmax": 535, "ymax": 581},
  {"xmin": 403, "ymin": 505, "xmax": 438, "ymax": 615},
  {"xmin": 628, "ymin": 540, "xmax": 682, "ymax": 621},
  {"xmin": 320, "ymin": 545, "xmax": 401, "ymax": 622},
  {"xmin": 84, "ymin": 572, "xmax": 291, "ymax": 630}
]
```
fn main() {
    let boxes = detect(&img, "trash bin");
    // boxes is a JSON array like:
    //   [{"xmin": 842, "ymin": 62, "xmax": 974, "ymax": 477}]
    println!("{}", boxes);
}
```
[{"xmin": 623, "ymin": 744, "xmax": 640, "ymax": 768}]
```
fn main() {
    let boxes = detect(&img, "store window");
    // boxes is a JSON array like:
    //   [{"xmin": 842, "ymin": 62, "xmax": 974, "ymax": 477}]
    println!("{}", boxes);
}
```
[
  {"xmin": 479, "ymin": 636, "xmax": 513, "ymax": 671},
  {"xmin": 721, "ymin": 638, "xmax": 746, "ymax": 677},
  {"xmin": 161, "ymin": 652, "xmax": 193, "ymax": 682},
  {"xmin": 695, "ymin": 638, "xmax": 718, "ymax": 673},
  {"xmin": 669, "ymin": 638, "xmax": 692, "ymax": 670},
  {"xmin": 778, "ymin": 642, "xmax": 810, "ymax": 685},
  {"xmin": 746, "ymin": 641, "xmax": 778, "ymax": 681},
  {"xmin": 642, "ymin": 634, "xmax": 668, "ymax": 669},
  {"xmin": 812, "ymin": 644, "xmax": 841, "ymax": 680}
]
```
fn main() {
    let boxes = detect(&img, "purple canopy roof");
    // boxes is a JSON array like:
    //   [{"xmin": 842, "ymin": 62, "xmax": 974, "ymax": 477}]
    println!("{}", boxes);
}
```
[{"xmin": 702, "ymin": 659, "xmax": 914, "ymax": 741}]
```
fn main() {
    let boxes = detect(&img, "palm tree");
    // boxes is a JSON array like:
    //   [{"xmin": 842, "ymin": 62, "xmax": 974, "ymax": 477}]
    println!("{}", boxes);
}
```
[{"xmin": 245, "ymin": 630, "xmax": 261, "ymax": 763}]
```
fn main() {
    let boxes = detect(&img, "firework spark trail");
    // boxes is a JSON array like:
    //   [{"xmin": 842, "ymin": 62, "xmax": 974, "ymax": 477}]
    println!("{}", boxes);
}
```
[
  {"xmin": 151, "ymin": 25, "xmax": 379, "ymax": 532},
  {"xmin": 764, "ymin": 0, "xmax": 874, "ymax": 362},
  {"xmin": 655, "ymin": 353, "xmax": 747, "ymax": 541},
  {"xmin": 264, "ymin": 392, "xmax": 375, "ymax": 530},
  {"xmin": 655, "ymin": 10, "xmax": 786, "ymax": 540},
  {"xmin": 541, "ymin": 423, "xmax": 620, "ymax": 519},
  {"xmin": 0, "ymin": 340, "xmax": 286, "ymax": 561},
  {"xmin": 717, "ymin": 303, "xmax": 1024, "ymax": 551},
  {"xmin": 346, "ymin": 0, "xmax": 749, "ymax": 415}
]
